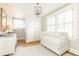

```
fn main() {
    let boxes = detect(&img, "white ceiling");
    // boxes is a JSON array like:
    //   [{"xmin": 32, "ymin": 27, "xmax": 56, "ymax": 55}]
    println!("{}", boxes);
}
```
[{"xmin": 6, "ymin": 3, "xmax": 67, "ymax": 17}]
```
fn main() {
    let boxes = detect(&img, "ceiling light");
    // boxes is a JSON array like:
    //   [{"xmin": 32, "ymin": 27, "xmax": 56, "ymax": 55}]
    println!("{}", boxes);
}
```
[{"xmin": 33, "ymin": 3, "xmax": 42, "ymax": 16}]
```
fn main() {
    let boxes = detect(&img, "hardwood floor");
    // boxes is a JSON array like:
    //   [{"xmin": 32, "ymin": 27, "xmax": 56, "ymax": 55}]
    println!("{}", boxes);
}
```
[
  {"xmin": 68, "ymin": 52, "xmax": 78, "ymax": 56},
  {"xmin": 17, "ymin": 40, "xmax": 40, "ymax": 47},
  {"xmin": 16, "ymin": 40, "xmax": 77, "ymax": 56}
]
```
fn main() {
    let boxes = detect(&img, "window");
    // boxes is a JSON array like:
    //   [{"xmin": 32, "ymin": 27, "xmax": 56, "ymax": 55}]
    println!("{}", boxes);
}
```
[
  {"xmin": 47, "ymin": 16, "xmax": 56, "ymax": 32},
  {"xmin": 64, "ymin": 9, "xmax": 73, "ymax": 37},
  {"xmin": 57, "ymin": 12, "xmax": 65, "ymax": 32},
  {"xmin": 47, "ymin": 25, "xmax": 55, "ymax": 32},
  {"xmin": 12, "ymin": 17, "xmax": 25, "ymax": 29},
  {"xmin": 58, "ymin": 12, "xmax": 65, "ymax": 24},
  {"xmin": 47, "ymin": 16, "xmax": 55, "ymax": 25},
  {"xmin": 65, "ymin": 9, "xmax": 72, "ymax": 23},
  {"xmin": 57, "ymin": 9, "xmax": 73, "ymax": 37},
  {"xmin": 65, "ymin": 24, "xmax": 72, "ymax": 37},
  {"xmin": 58, "ymin": 24, "xmax": 64, "ymax": 32},
  {"xmin": 46, "ymin": 8, "xmax": 73, "ymax": 38}
]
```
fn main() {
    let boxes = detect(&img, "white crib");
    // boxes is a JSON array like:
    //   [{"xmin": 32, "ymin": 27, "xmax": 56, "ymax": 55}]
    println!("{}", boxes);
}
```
[{"xmin": 40, "ymin": 32, "xmax": 69, "ymax": 55}]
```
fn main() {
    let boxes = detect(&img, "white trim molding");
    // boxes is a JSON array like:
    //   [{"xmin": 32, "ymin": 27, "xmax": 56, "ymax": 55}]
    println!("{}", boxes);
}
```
[{"xmin": 69, "ymin": 48, "xmax": 79, "ymax": 55}]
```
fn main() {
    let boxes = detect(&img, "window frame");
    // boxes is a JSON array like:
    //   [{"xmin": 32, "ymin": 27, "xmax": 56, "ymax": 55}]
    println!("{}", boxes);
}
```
[
  {"xmin": 12, "ymin": 17, "xmax": 25, "ymax": 29},
  {"xmin": 46, "ymin": 7, "xmax": 73, "ymax": 38}
]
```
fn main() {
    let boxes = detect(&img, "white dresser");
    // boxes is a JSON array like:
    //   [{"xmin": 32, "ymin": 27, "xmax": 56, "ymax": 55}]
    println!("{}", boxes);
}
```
[
  {"xmin": 40, "ymin": 32, "xmax": 69, "ymax": 55},
  {"xmin": 0, "ymin": 33, "xmax": 17, "ymax": 56}
]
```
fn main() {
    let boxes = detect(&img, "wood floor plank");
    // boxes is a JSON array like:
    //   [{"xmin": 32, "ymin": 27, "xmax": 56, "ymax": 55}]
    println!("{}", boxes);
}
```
[{"xmin": 17, "ymin": 40, "xmax": 40, "ymax": 47}]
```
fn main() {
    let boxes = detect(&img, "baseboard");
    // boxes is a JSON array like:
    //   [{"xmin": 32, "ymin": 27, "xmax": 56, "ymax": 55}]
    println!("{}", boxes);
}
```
[
  {"xmin": 69, "ymin": 48, "xmax": 79, "ymax": 56},
  {"xmin": 17, "ymin": 38, "xmax": 25, "ymax": 40},
  {"xmin": 26, "ymin": 39, "xmax": 40, "ymax": 43}
]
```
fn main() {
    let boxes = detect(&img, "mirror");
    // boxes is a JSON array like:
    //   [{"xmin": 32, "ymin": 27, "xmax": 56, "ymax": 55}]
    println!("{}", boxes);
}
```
[{"xmin": 0, "ymin": 8, "xmax": 7, "ymax": 32}]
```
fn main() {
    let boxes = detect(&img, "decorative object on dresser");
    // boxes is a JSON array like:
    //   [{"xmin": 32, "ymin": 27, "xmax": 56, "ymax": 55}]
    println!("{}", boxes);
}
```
[{"xmin": 40, "ymin": 32, "xmax": 69, "ymax": 56}]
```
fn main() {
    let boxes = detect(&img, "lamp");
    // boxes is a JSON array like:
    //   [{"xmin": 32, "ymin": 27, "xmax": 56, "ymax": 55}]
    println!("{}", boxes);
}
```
[{"xmin": 33, "ymin": 3, "xmax": 42, "ymax": 16}]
